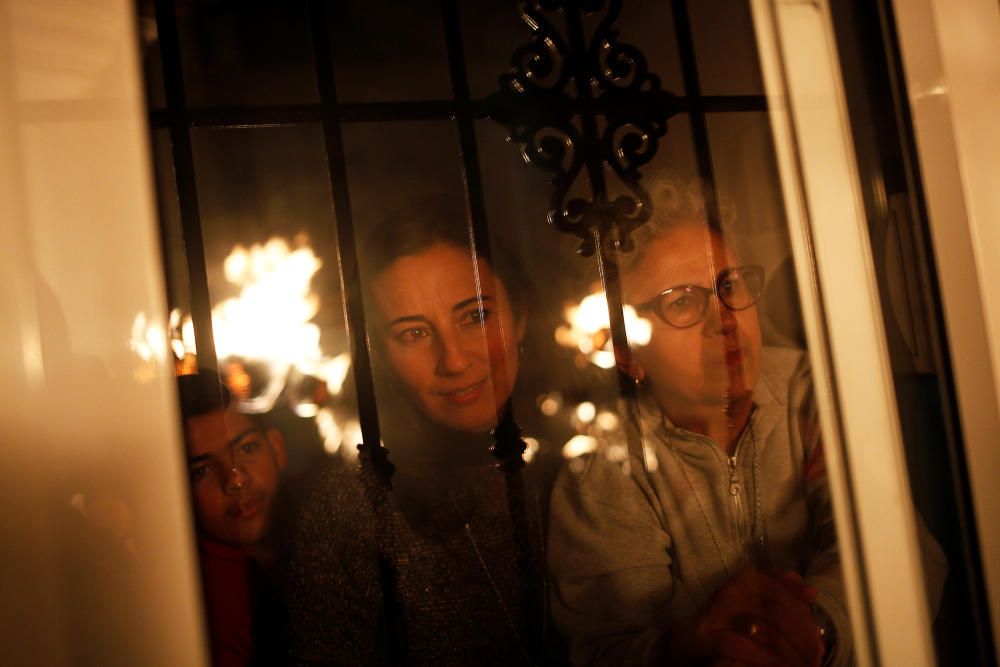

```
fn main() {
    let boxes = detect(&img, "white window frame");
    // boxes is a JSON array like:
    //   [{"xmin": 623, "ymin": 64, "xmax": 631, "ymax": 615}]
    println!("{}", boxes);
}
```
[
  {"xmin": 892, "ymin": 0, "xmax": 1000, "ymax": 649},
  {"xmin": 750, "ymin": 1, "xmax": 943, "ymax": 664}
]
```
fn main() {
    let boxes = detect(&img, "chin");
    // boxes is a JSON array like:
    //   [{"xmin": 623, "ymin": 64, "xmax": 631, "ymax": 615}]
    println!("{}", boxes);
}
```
[
  {"xmin": 440, "ymin": 413, "xmax": 498, "ymax": 433},
  {"xmin": 428, "ymin": 398, "xmax": 503, "ymax": 433}
]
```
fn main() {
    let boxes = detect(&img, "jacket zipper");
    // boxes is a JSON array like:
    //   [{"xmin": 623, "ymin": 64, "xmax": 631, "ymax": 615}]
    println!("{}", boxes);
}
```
[{"xmin": 727, "ymin": 451, "xmax": 749, "ymax": 566}]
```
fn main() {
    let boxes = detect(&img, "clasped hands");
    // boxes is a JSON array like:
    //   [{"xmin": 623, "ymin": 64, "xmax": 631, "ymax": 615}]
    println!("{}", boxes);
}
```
[{"xmin": 663, "ymin": 567, "xmax": 826, "ymax": 667}]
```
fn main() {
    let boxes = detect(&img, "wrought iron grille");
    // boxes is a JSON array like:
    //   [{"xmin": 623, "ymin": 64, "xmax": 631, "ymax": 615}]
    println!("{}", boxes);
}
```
[{"xmin": 148, "ymin": 0, "xmax": 766, "ymax": 479}]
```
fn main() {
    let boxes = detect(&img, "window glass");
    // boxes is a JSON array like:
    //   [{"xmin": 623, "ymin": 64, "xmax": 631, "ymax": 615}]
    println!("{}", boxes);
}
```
[
  {"xmin": 687, "ymin": 0, "xmax": 765, "ymax": 95},
  {"xmin": 325, "ymin": 0, "xmax": 452, "ymax": 103},
  {"xmin": 176, "ymin": 1, "xmax": 318, "ymax": 107},
  {"xmin": 143, "ymin": 2, "xmax": 968, "ymax": 666}
]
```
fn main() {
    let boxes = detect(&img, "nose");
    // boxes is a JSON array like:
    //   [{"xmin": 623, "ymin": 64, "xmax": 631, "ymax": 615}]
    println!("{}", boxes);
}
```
[
  {"xmin": 703, "ymin": 293, "xmax": 738, "ymax": 336},
  {"xmin": 436, "ymin": 330, "xmax": 474, "ymax": 376},
  {"xmin": 223, "ymin": 465, "xmax": 248, "ymax": 495}
]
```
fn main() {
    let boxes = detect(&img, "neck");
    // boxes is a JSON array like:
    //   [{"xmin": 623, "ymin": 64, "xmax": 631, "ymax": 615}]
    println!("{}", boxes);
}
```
[{"xmin": 664, "ymin": 395, "xmax": 753, "ymax": 455}]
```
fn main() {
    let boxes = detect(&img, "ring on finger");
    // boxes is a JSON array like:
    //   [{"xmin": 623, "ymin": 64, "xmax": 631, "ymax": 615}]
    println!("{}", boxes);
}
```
[{"xmin": 731, "ymin": 613, "xmax": 761, "ymax": 639}]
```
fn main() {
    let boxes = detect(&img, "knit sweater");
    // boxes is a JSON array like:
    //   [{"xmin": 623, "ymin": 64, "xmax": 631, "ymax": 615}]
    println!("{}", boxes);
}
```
[{"xmin": 285, "ymin": 449, "xmax": 550, "ymax": 666}]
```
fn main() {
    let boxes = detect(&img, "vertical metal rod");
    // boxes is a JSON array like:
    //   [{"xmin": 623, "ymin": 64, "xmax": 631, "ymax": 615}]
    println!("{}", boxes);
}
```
[
  {"xmin": 306, "ymin": 1, "xmax": 389, "ymax": 481},
  {"xmin": 564, "ymin": 6, "xmax": 642, "ymax": 429},
  {"xmin": 670, "ymin": 0, "xmax": 723, "ymax": 228},
  {"xmin": 440, "ymin": 0, "xmax": 528, "ymax": 467},
  {"xmin": 154, "ymin": 0, "xmax": 218, "ymax": 373},
  {"xmin": 440, "ymin": 0, "xmax": 494, "ymax": 259},
  {"xmin": 440, "ymin": 0, "xmax": 542, "ymax": 656},
  {"xmin": 306, "ymin": 2, "xmax": 404, "ymax": 657}
]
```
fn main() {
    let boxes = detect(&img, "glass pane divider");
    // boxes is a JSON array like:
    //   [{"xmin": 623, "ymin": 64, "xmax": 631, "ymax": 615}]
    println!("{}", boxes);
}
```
[{"xmin": 751, "ymin": 1, "xmax": 936, "ymax": 665}]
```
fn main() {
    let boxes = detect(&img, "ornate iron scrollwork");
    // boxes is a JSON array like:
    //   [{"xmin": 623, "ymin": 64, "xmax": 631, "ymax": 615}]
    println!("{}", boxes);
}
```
[{"xmin": 486, "ymin": 0, "xmax": 677, "ymax": 259}]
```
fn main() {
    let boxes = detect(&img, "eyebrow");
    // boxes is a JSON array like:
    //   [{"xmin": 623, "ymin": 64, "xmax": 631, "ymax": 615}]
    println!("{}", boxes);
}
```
[
  {"xmin": 385, "ymin": 295, "xmax": 494, "ymax": 328},
  {"xmin": 657, "ymin": 266, "xmax": 741, "ymax": 292},
  {"xmin": 187, "ymin": 427, "xmax": 261, "ymax": 465},
  {"xmin": 452, "ymin": 295, "xmax": 492, "ymax": 312}
]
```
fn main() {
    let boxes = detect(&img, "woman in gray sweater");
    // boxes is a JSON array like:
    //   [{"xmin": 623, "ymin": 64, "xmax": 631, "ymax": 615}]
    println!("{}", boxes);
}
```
[
  {"xmin": 548, "ymin": 210, "xmax": 932, "ymax": 666},
  {"xmin": 549, "ymin": 192, "xmax": 947, "ymax": 667}
]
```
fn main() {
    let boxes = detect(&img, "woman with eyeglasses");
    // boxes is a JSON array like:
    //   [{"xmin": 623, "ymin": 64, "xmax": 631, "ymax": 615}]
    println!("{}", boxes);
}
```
[{"xmin": 548, "ymin": 193, "xmax": 854, "ymax": 666}]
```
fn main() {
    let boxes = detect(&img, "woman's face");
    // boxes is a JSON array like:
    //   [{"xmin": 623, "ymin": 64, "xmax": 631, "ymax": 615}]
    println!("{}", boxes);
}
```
[
  {"xmin": 371, "ymin": 243, "xmax": 525, "ymax": 433},
  {"xmin": 623, "ymin": 222, "xmax": 762, "ymax": 420}
]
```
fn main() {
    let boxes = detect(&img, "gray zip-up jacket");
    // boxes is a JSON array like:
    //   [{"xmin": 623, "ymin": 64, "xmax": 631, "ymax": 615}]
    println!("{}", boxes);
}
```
[{"xmin": 548, "ymin": 346, "xmax": 945, "ymax": 666}]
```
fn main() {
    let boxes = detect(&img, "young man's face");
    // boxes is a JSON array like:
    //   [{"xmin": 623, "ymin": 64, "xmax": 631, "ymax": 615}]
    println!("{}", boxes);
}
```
[{"xmin": 184, "ymin": 405, "xmax": 287, "ymax": 548}]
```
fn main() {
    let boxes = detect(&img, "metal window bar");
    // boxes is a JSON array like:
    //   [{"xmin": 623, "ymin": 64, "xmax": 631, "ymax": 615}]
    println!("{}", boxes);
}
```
[
  {"xmin": 304, "ymin": 4, "xmax": 407, "ymax": 657},
  {"xmin": 438, "ymin": 0, "xmax": 543, "ymax": 652},
  {"xmin": 670, "ymin": 0, "xmax": 724, "ymax": 227},
  {"xmin": 147, "ymin": 95, "xmax": 766, "ymax": 131},
  {"xmin": 154, "ymin": 0, "xmax": 218, "ymax": 375},
  {"xmin": 305, "ymin": 0, "xmax": 391, "ymax": 485}
]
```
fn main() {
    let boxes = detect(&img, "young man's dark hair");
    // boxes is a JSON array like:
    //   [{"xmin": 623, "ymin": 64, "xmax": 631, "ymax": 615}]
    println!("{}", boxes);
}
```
[{"xmin": 177, "ymin": 370, "xmax": 231, "ymax": 422}]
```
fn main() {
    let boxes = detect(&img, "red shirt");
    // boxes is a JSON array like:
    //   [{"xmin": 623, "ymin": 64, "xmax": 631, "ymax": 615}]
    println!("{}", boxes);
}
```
[{"xmin": 199, "ymin": 539, "xmax": 254, "ymax": 667}]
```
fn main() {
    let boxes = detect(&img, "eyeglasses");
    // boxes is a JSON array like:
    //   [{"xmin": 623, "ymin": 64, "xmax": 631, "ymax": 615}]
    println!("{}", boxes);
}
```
[{"xmin": 635, "ymin": 265, "xmax": 765, "ymax": 329}]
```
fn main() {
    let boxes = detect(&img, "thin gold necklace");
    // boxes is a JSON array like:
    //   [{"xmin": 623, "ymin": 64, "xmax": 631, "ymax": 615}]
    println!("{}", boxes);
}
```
[{"xmin": 463, "ymin": 522, "xmax": 536, "ymax": 666}]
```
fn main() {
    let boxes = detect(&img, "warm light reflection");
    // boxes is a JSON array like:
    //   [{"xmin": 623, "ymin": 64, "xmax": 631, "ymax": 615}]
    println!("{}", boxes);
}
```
[
  {"xmin": 556, "ymin": 289, "xmax": 651, "ymax": 369},
  {"xmin": 316, "ymin": 407, "xmax": 343, "ymax": 454},
  {"xmin": 562, "ymin": 434, "xmax": 598, "ymax": 458},
  {"xmin": 575, "ymin": 401, "xmax": 597, "ymax": 424},
  {"xmin": 522, "ymin": 436, "xmax": 540, "ymax": 463},
  {"xmin": 558, "ymin": 399, "xmax": 632, "ymax": 465},
  {"xmin": 130, "ymin": 312, "xmax": 167, "ymax": 364},
  {"xmin": 129, "ymin": 312, "xmax": 170, "ymax": 382}
]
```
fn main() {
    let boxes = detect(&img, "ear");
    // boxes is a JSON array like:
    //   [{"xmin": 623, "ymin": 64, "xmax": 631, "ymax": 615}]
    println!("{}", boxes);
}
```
[{"xmin": 266, "ymin": 428, "xmax": 288, "ymax": 471}]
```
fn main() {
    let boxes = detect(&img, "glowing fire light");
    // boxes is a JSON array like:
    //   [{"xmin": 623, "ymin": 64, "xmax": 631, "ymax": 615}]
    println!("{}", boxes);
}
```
[
  {"xmin": 170, "ymin": 238, "xmax": 350, "ymax": 413},
  {"xmin": 213, "ymin": 239, "xmax": 323, "ymax": 372},
  {"xmin": 169, "ymin": 237, "xmax": 358, "ymax": 459},
  {"xmin": 556, "ymin": 290, "xmax": 651, "ymax": 369},
  {"xmin": 522, "ymin": 437, "xmax": 540, "ymax": 463}
]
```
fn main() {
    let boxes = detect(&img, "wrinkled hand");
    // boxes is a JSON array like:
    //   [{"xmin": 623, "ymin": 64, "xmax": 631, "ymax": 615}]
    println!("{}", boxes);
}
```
[{"xmin": 665, "ymin": 568, "xmax": 824, "ymax": 667}]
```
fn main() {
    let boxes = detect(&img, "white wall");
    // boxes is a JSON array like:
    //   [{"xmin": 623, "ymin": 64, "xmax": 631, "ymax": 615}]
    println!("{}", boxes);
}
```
[{"xmin": 0, "ymin": 1, "xmax": 207, "ymax": 664}]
